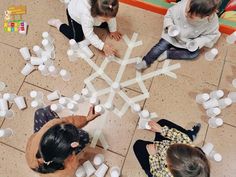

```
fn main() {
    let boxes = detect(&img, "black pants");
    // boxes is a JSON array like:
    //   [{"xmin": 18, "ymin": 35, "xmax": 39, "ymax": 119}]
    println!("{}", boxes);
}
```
[
  {"xmin": 133, "ymin": 119, "xmax": 193, "ymax": 177},
  {"xmin": 59, "ymin": 10, "xmax": 108, "ymax": 42}
]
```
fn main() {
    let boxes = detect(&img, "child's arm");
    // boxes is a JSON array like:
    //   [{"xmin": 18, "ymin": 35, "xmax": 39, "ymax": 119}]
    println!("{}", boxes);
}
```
[
  {"xmin": 193, "ymin": 14, "xmax": 221, "ymax": 49},
  {"xmin": 163, "ymin": 7, "xmax": 175, "ymax": 32},
  {"xmin": 161, "ymin": 126, "xmax": 192, "ymax": 144}
]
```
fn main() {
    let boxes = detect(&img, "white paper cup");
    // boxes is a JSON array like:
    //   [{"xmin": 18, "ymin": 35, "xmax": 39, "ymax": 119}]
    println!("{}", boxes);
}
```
[
  {"xmin": 93, "ymin": 154, "xmax": 104, "ymax": 166},
  {"xmin": 201, "ymin": 143, "xmax": 214, "ymax": 156},
  {"xmin": 0, "ymin": 98, "xmax": 9, "ymax": 110},
  {"xmin": 3, "ymin": 93, "xmax": 16, "ymax": 101},
  {"xmin": 47, "ymin": 90, "xmax": 61, "ymax": 101},
  {"xmin": 14, "ymin": 96, "xmax": 27, "ymax": 110},
  {"xmin": 0, "ymin": 128, "xmax": 13, "ymax": 137},
  {"xmin": 30, "ymin": 57, "xmax": 44, "ymax": 66},
  {"xmin": 50, "ymin": 104, "xmax": 63, "ymax": 113},
  {"xmin": 104, "ymin": 102, "xmax": 114, "ymax": 111},
  {"xmin": 186, "ymin": 40, "xmax": 198, "ymax": 52},
  {"xmin": 21, "ymin": 63, "xmax": 35, "ymax": 76},
  {"xmin": 0, "ymin": 81, "xmax": 6, "ymax": 91},
  {"xmin": 33, "ymin": 45, "xmax": 43, "ymax": 58},
  {"xmin": 110, "ymin": 166, "xmax": 121, "ymax": 177},
  {"xmin": 94, "ymin": 163, "xmax": 108, "ymax": 177},
  {"xmin": 132, "ymin": 104, "xmax": 141, "ymax": 113},
  {"xmin": 83, "ymin": 160, "xmax": 96, "ymax": 177},
  {"xmin": 80, "ymin": 46, "xmax": 94, "ymax": 58},
  {"xmin": 168, "ymin": 25, "xmax": 180, "ymax": 37},
  {"xmin": 140, "ymin": 110, "xmax": 150, "ymax": 119},
  {"xmin": 75, "ymin": 166, "xmax": 86, "ymax": 177},
  {"xmin": 19, "ymin": 47, "xmax": 31, "ymax": 60},
  {"xmin": 73, "ymin": 94, "xmax": 84, "ymax": 103},
  {"xmin": 95, "ymin": 105, "xmax": 105, "ymax": 114},
  {"xmin": 0, "ymin": 110, "xmax": 14, "ymax": 118}
]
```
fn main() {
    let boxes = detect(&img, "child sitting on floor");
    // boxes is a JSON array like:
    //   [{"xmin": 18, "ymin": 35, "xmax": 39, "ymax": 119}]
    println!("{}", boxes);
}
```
[
  {"xmin": 136, "ymin": 0, "xmax": 221, "ymax": 71},
  {"xmin": 48, "ymin": 0, "xmax": 122, "ymax": 57}
]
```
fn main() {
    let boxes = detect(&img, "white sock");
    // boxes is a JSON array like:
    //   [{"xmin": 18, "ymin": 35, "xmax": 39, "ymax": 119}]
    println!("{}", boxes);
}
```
[{"xmin": 48, "ymin": 19, "xmax": 62, "ymax": 30}]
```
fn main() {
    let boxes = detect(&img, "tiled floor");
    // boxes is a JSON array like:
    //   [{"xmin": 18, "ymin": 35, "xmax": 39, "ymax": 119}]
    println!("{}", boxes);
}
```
[{"xmin": 0, "ymin": 1, "xmax": 236, "ymax": 177}]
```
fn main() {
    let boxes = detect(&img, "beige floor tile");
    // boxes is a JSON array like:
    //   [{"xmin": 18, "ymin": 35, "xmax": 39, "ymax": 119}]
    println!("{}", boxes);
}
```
[
  {"xmin": 218, "ymin": 62, "xmax": 236, "ymax": 126},
  {"xmin": 205, "ymin": 124, "xmax": 236, "ymax": 177},
  {"xmin": 0, "ymin": 143, "xmax": 38, "ymax": 177},
  {"xmin": 0, "ymin": 82, "xmax": 54, "ymax": 151}
]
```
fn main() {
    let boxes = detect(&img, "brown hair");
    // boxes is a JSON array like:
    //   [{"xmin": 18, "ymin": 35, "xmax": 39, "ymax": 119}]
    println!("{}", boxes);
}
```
[
  {"xmin": 188, "ymin": 0, "xmax": 221, "ymax": 18},
  {"xmin": 91, "ymin": 0, "xmax": 119, "ymax": 18},
  {"xmin": 166, "ymin": 144, "xmax": 210, "ymax": 177}
]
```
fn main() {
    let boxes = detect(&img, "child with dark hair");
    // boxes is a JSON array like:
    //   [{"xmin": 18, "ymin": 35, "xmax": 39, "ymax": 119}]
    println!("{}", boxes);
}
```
[
  {"xmin": 136, "ymin": 0, "xmax": 221, "ymax": 71},
  {"xmin": 133, "ymin": 119, "xmax": 209, "ymax": 177},
  {"xmin": 25, "ymin": 106, "xmax": 100, "ymax": 176},
  {"xmin": 48, "ymin": 0, "xmax": 121, "ymax": 56}
]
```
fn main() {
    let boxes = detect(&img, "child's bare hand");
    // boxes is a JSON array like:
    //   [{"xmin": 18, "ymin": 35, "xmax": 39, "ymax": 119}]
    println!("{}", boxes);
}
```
[
  {"xmin": 146, "ymin": 144, "xmax": 157, "ymax": 155},
  {"xmin": 110, "ymin": 31, "xmax": 122, "ymax": 41},
  {"xmin": 86, "ymin": 106, "xmax": 100, "ymax": 121},
  {"xmin": 148, "ymin": 120, "xmax": 161, "ymax": 133},
  {"xmin": 103, "ymin": 43, "xmax": 117, "ymax": 56}
]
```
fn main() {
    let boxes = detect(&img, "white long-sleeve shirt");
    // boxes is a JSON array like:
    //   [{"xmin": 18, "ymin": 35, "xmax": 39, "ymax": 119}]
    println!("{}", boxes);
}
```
[{"xmin": 68, "ymin": 0, "xmax": 117, "ymax": 50}]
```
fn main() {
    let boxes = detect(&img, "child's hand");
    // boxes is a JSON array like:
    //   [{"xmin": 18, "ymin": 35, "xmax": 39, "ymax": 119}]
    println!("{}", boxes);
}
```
[
  {"xmin": 146, "ymin": 144, "xmax": 157, "ymax": 155},
  {"xmin": 148, "ymin": 120, "xmax": 162, "ymax": 133},
  {"xmin": 103, "ymin": 43, "xmax": 117, "ymax": 56},
  {"xmin": 110, "ymin": 31, "xmax": 122, "ymax": 41},
  {"xmin": 86, "ymin": 106, "xmax": 100, "ymax": 121}
]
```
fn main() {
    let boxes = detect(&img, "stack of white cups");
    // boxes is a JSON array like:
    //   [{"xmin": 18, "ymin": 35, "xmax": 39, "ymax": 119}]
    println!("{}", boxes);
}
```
[
  {"xmin": 0, "ymin": 95, "xmax": 14, "ymax": 118},
  {"xmin": 201, "ymin": 143, "xmax": 222, "ymax": 162},
  {"xmin": 30, "ymin": 90, "xmax": 45, "ymax": 109}
]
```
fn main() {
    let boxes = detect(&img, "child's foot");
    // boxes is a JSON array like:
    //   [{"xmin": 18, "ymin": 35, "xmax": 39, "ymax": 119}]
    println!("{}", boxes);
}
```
[
  {"xmin": 135, "ymin": 60, "xmax": 149, "ymax": 71},
  {"xmin": 190, "ymin": 123, "xmax": 201, "ymax": 141},
  {"xmin": 157, "ymin": 51, "xmax": 167, "ymax": 62},
  {"xmin": 48, "ymin": 19, "xmax": 62, "ymax": 30}
]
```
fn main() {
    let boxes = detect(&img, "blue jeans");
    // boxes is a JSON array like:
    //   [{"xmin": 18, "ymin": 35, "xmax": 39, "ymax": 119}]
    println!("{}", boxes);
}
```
[{"xmin": 143, "ymin": 38, "xmax": 200, "ymax": 65}]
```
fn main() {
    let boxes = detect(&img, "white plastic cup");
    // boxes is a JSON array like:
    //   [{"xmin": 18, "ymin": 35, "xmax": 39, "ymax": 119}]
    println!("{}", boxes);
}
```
[
  {"xmin": 0, "ymin": 128, "xmax": 13, "ymax": 138},
  {"xmin": 80, "ymin": 45, "xmax": 94, "ymax": 59},
  {"xmin": 59, "ymin": 97, "xmax": 70, "ymax": 106},
  {"xmin": 30, "ymin": 57, "xmax": 44, "ymax": 66},
  {"xmin": 95, "ymin": 105, "xmax": 105, "ymax": 114},
  {"xmin": 195, "ymin": 93, "xmax": 210, "ymax": 104},
  {"xmin": 30, "ymin": 100, "xmax": 45, "ymax": 109},
  {"xmin": 132, "ymin": 104, "xmax": 141, "ymax": 113},
  {"xmin": 95, "ymin": 163, "xmax": 108, "ymax": 177},
  {"xmin": 201, "ymin": 143, "xmax": 214, "ymax": 156},
  {"xmin": 48, "ymin": 65, "xmax": 58, "ymax": 77},
  {"xmin": 228, "ymin": 92, "xmax": 236, "ymax": 103},
  {"xmin": 93, "ymin": 154, "xmax": 105, "ymax": 166},
  {"xmin": 38, "ymin": 64, "xmax": 50, "ymax": 76},
  {"xmin": 21, "ymin": 63, "xmax": 35, "ymax": 76},
  {"xmin": 209, "ymin": 150, "xmax": 222, "ymax": 162},
  {"xmin": 110, "ymin": 166, "xmax": 121, "ymax": 177},
  {"xmin": 33, "ymin": 45, "xmax": 43, "ymax": 58},
  {"xmin": 67, "ymin": 49, "xmax": 77, "ymax": 62},
  {"xmin": 168, "ymin": 25, "xmax": 180, "ymax": 37},
  {"xmin": 47, "ymin": 90, "xmax": 61, "ymax": 101},
  {"xmin": 226, "ymin": 31, "xmax": 236, "ymax": 44},
  {"xmin": 204, "ymin": 48, "xmax": 218, "ymax": 61},
  {"xmin": 0, "ymin": 98, "xmax": 8, "ymax": 110},
  {"xmin": 139, "ymin": 119, "xmax": 151, "ymax": 129},
  {"xmin": 217, "ymin": 98, "xmax": 232, "ymax": 109},
  {"xmin": 111, "ymin": 82, "xmax": 120, "ymax": 91},
  {"xmin": 67, "ymin": 102, "xmax": 78, "ymax": 112},
  {"xmin": 3, "ymin": 93, "xmax": 16, "ymax": 102},
  {"xmin": 206, "ymin": 107, "xmax": 221, "ymax": 117},
  {"xmin": 60, "ymin": 69, "xmax": 71, "ymax": 81},
  {"xmin": 208, "ymin": 117, "xmax": 223, "ymax": 128},
  {"xmin": 203, "ymin": 98, "xmax": 219, "ymax": 109},
  {"xmin": 0, "ymin": 110, "xmax": 14, "ymax": 118},
  {"xmin": 30, "ymin": 91, "xmax": 44, "ymax": 100},
  {"xmin": 89, "ymin": 97, "xmax": 99, "ymax": 106},
  {"xmin": 79, "ymin": 39, "xmax": 91, "ymax": 47},
  {"xmin": 0, "ymin": 81, "xmax": 6, "ymax": 91},
  {"xmin": 42, "ymin": 32, "xmax": 54, "ymax": 43},
  {"xmin": 232, "ymin": 79, "xmax": 236, "ymax": 88},
  {"xmin": 14, "ymin": 96, "xmax": 27, "ymax": 110},
  {"xmin": 140, "ymin": 110, "xmax": 150, "ymax": 119},
  {"xmin": 73, "ymin": 94, "xmax": 84, "ymax": 103},
  {"xmin": 41, "ymin": 55, "xmax": 53, "ymax": 66},
  {"xmin": 75, "ymin": 166, "xmax": 86, "ymax": 177},
  {"xmin": 81, "ymin": 88, "xmax": 91, "ymax": 98},
  {"xmin": 83, "ymin": 160, "xmax": 96, "ymax": 177},
  {"xmin": 50, "ymin": 104, "xmax": 63, "ymax": 113},
  {"xmin": 209, "ymin": 90, "xmax": 224, "ymax": 99},
  {"xmin": 42, "ymin": 39, "xmax": 54, "ymax": 51},
  {"xmin": 186, "ymin": 40, "xmax": 198, "ymax": 52},
  {"xmin": 69, "ymin": 39, "xmax": 79, "ymax": 51},
  {"xmin": 104, "ymin": 102, "xmax": 114, "ymax": 111},
  {"xmin": 19, "ymin": 47, "xmax": 31, "ymax": 61}
]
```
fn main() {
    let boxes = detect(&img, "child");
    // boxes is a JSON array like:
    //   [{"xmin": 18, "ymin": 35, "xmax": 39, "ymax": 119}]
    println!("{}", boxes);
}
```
[
  {"xmin": 48, "ymin": 0, "xmax": 122, "ymax": 57},
  {"xmin": 25, "ymin": 106, "xmax": 100, "ymax": 176},
  {"xmin": 133, "ymin": 119, "xmax": 209, "ymax": 177},
  {"xmin": 136, "ymin": 0, "xmax": 221, "ymax": 71}
]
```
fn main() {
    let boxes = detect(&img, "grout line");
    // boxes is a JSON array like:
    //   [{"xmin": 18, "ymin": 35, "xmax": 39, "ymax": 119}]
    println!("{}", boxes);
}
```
[
  {"xmin": 96, "ymin": 144, "xmax": 126, "ymax": 157},
  {"xmin": 0, "ymin": 142, "xmax": 25, "ymax": 154},
  {"xmin": 24, "ymin": 81, "xmax": 54, "ymax": 92},
  {"xmin": 217, "ymin": 48, "xmax": 228, "ymax": 89},
  {"xmin": 203, "ymin": 124, "xmax": 209, "ymax": 145},
  {"xmin": 0, "ymin": 41, "xmax": 20, "ymax": 49},
  {"xmin": 223, "ymin": 122, "xmax": 236, "ymax": 128}
]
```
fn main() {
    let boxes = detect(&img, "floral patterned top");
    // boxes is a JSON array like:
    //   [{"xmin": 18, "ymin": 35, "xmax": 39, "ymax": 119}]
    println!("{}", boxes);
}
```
[{"xmin": 149, "ymin": 126, "xmax": 192, "ymax": 177}]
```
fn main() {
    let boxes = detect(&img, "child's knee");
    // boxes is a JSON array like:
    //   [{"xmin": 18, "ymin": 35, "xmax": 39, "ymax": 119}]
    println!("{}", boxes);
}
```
[{"xmin": 133, "ymin": 140, "xmax": 143, "ymax": 151}]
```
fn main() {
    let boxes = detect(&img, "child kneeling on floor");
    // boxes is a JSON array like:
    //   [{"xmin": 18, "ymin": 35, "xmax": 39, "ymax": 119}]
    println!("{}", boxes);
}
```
[
  {"xmin": 136, "ymin": 0, "xmax": 221, "ymax": 71},
  {"xmin": 48, "ymin": 0, "xmax": 122, "ymax": 57},
  {"xmin": 133, "ymin": 119, "xmax": 210, "ymax": 177}
]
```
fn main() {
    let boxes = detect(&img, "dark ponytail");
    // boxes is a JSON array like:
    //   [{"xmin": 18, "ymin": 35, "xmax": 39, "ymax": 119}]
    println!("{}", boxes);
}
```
[
  {"xmin": 91, "ymin": 0, "xmax": 119, "ymax": 18},
  {"xmin": 33, "ymin": 124, "xmax": 82, "ymax": 174}
]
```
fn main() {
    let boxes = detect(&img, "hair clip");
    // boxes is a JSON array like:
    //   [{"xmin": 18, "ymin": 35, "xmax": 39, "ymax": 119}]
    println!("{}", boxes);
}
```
[
  {"xmin": 109, "ymin": 4, "xmax": 112, "ymax": 9},
  {"xmin": 43, "ymin": 160, "xmax": 53, "ymax": 165}
]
